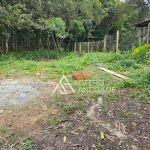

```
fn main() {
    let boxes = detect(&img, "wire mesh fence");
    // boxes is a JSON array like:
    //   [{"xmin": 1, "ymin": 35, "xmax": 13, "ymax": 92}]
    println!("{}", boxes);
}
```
[
  {"xmin": 74, "ymin": 28, "xmax": 148, "ymax": 53},
  {"xmin": 119, "ymin": 31, "xmax": 138, "ymax": 51},
  {"xmin": 75, "ymin": 41, "xmax": 104, "ymax": 53},
  {"xmin": 106, "ymin": 35, "xmax": 116, "ymax": 51},
  {"xmin": 119, "ymin": 28, "xmax": 148, "ymax": 51}
]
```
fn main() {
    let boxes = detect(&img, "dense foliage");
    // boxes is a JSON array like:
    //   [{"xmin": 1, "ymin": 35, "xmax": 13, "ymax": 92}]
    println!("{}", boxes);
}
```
[{"xmin": 0, "ymin": 0, "xmax": 149, "ymax": 53}]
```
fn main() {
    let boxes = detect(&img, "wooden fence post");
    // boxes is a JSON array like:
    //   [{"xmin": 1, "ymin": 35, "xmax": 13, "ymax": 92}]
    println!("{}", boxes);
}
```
[
  {"xmin": 147, "ymin": 23, "xmax": 150, "ymax": 44},
  {"xmin": 103, "ymin": 35, "xmax": 107, "ymax": 52},
  {"xmin": 88, "ymin": 41, "xmax": 90, "ymax": 53},
  {"xmin": 79, "ymin": 42, "xmax": 81, "ymax": 52},
  {"xmin": 116, "ymin": 30, "xmax": 119, "ymax": 53},
  {"xmin": 91, "ymin": 42, "xmax": 93, "ymax": 52},
  {"xmin": 74, "ymin": 42, "xmax": 76, "ymax": 52}
]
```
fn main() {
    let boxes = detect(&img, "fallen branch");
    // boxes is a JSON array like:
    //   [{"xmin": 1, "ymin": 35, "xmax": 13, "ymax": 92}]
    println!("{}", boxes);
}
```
[
  {"xmin": 114, "ymin": 121, "xmax": 127, "ymax": 134},
  {"xmin": 136, "ymin": 135, "xmax": 149, "ymax": 139},
  {"xmin": 118, "ymin": 139, "xmax": 123, "ymax": 146},
  {"xmin": 0, "ymin": 133, "xmax": 14, "ymax": 142},
  {"xmin": 70, "ymin": 127, "xmax": 82, "ymax": 135},
  {"xmin": 68, "ymin": 144, "xmax": 81, "ymax": 147},
  {"xmin": 105, "ymin": 134, "xmax": 115, "ymax": 142}
]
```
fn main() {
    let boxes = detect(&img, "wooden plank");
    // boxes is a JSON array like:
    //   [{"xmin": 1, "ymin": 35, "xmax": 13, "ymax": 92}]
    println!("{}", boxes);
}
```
[{"xmin": 97, "ymin": 67, "xmax": 129, "ymax": 79}]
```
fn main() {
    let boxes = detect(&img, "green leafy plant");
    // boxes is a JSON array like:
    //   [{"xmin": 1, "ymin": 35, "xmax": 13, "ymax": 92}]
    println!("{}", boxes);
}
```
[
  {"xmin": 0, "ymin": 128, "xmax": 12, "ymax": 135},
  {"xmin": 120, "ymin": 60, "xmax": 138, "ymax": 69},
  {"xmin": 17, "ymin": 137, "xmax": 36, "ymax": 150},
  {"xmin": 118, "ymin": 79, "xmax": 136, "ymax": 88},
  {"xmin": 133, "ymin": 44, "xmax": 150, "ymax": 63}
]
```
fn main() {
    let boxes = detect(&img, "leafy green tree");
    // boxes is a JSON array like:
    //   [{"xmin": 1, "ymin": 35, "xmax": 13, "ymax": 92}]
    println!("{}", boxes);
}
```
[
  {"xmin": 1, "ymin": 0, "xmax": 144, "ymax": 52},
  {"xmin": 68, "ymin": 20, "xmax": 85, "ymax": 42},
  {"xmin": 50, "ymin": 17, "xmax": 68, "ymax": 51}
]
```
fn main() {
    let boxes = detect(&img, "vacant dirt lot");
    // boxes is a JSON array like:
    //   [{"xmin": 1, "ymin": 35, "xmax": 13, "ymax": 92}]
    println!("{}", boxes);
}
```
[{"xmin": 0, "ymin": 77, "xmax": 150, "ymax": 150}]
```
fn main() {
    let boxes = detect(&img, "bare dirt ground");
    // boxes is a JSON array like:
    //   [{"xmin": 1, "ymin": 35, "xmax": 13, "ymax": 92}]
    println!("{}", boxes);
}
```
[
  {"xmin": 0, "ymin": 77, "xmax": 150, "ymax": 150},
  {"xmin": 0, "ymin": 77, "xmax": 59, "ymax": 149}
]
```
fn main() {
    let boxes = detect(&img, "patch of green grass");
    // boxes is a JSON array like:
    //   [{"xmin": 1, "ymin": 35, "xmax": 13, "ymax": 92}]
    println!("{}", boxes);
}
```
[
  {"xmin": 58, "ymin": 102, "xmax": 85, "ymax": 114},
  {"xmin": 16, "ymin": 137, "xmax": 36, "ymax": 150},
  {"xmin": 118, "ymin": 79, "xmax": 136, "ymax": 88},
  {"xmin": 134, "ymin": 103, "xmax": 141, "ymax": 109},
  {"xmin": 101, "ymin": 102, "xmax": 109, "ymax": 113},
  {"xmin": 96, "ymin": 143, "xmax": 102, "ymax": 148},
  {"xmin": 0, "ymin": 51, "xmax": 149, "ymax": 99},
  {"xmin": 0, "ymin": 49, "xmax": 59, "ymax": 61},
  {"xmin": 82, "ymin": 128, "xmax": 87, "ymax": 134},
  {"xmin": 0, "ymin": 51, "xmax": 126, "ymax": 77},
  {"xmin": 118, "ymin": 69, "xmax": 150, "ymax": 97},
  {"xmin": 48, "ymin": 114, "xmax": 67, "ymax": 126},
  {"xmin": 122, "ymin": 111, "xmax": 132, "ymax": 118},
  {"xmin": 0, "ymin": 128, "xmax": 12, "ymax": 135}
]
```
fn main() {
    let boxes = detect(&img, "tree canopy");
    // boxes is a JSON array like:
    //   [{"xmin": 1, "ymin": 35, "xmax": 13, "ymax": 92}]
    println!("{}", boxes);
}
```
[{"xmin": 0, "ymin": 0, "xmax": 149, "ymax": 52}]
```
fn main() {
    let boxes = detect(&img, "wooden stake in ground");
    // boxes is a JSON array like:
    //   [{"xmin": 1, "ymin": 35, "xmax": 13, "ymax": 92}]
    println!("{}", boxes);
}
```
[
  {"xmin": 97, "ymin": 67, "xmax": 129, "ymax": 80},
  {"xmin": 116, "ymin": 30, "xmax": 119, "ymax": 53},
  {"xmin": 79, "ymin": 42, "xmax": 81, "ymax": 52},
  {"xmin": 74, "ymin": 42, "xmax": 76, "ymax": 52},
  {"xmin": 147, "ymin": 23, "xmax": 150, "ymax": 44},
  {"xmin": 103, "ymin": 35, "xmax": 107, "ymax": 52},
  {"xmin": 88, "ymin": 41, "xmax": 90, "ymax": 53}
]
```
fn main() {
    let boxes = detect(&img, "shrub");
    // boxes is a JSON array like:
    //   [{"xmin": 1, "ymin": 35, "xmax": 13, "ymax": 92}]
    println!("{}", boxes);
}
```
[
  {"xmin": 133, "ymin": 44, "xmax": 150, "ymax": 63},
  {"xmin": 0, "ymin": 49, "xmax": 59, "ymax": 61},
  {"xmin": 120, "ymin": 60, "xmax": 138, "ymax": 69}
]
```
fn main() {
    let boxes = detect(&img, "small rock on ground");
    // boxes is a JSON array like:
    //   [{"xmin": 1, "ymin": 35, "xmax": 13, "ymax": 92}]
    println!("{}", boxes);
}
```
[{"xmin": 0, "ymin": 109, "xmax": 4, "ymax": 114}]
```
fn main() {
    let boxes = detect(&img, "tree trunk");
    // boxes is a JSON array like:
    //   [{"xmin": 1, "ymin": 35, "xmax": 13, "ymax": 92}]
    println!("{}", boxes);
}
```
[
  {"xmin": 56, "ymin": 37, "xmax": 60, "ymax": 50},
  {"xmin": 38, "ymin": 38, "xmax": 43, "ymax": 49},
  {"xmin": 0, "ymin": 38, "xmax": 1, "ymax": 53},
  {"xmin": 6, "ymin": 38, "xmax": 8, "ymax": 53},
  {"xmin": 47, "ymin": 36, "xmax": 50, "ymax": 50},
  {"xmin": 51, "ymin": 33, "xmax": 58, "ymax": 51},
  {"xmin": 21, "ymin": 38, "xmax": 23, "ymax": 50},
  {"xmin": 15, "ymin": 36, "xmax": 17, "ymax": 51},
  {"xmin": 12, "ymin": 35, "xmax": 15, "ymax": 50},
  {"xmin": 24, "ymin": 37, "xmax": 26, "ymax": 50},
  {"xmin": 2, "ymin": 38, "xmax": 4, "ymax": 52},
  {"xmin": 26, "ymin": 37, "xmax": 29, "ymax": 49},
  {"xmin": 28, "ymin": 36, "xmax": 30, "ymax": 49},
  {"xmin": 39, "ymin": 0, "xmax": 42, "ymax": 8},
  {"xmin": 56, "ymin": 37, "xmax": 63, "ymax": 52}
]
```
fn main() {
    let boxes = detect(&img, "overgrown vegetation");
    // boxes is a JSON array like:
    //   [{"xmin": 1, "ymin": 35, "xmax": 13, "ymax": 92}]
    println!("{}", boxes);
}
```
[{"xmin": 0, "ymin": 50, "xmax": 149, "ymax": 97}]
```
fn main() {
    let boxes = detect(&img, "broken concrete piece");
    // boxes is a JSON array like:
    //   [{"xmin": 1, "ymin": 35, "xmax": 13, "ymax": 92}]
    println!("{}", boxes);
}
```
[
  {"xmin": 97, "ymin": 97, "xmax": 103, "ymax": 105},
  {"xmin": 95, "ymin": 63, "xmax": 102, "ymax": 67},
  {"xmin": 131, "ymin": 145, "xmax": 138, "ymax": 150},
  {"xmin": 0, "ymin": 109, "xmax": 4, "ymax": 114}
]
